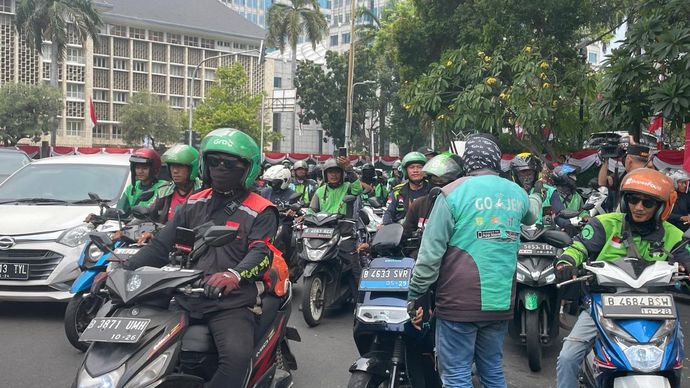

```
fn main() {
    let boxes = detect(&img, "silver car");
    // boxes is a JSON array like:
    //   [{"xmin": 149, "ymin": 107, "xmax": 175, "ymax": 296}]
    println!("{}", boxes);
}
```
[{"xmin": 0, "ymin": 154, "xmax": 130, "ymax": 302}]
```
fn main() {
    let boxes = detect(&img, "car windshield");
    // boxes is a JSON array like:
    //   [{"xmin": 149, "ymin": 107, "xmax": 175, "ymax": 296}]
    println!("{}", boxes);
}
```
[
  {"xmin": 0, "ymin": 153, "xmax": 30, "ymax": 179},
  {"xmin": 0, "ymin": 163, "xmax": 129, "ymax": 203}
]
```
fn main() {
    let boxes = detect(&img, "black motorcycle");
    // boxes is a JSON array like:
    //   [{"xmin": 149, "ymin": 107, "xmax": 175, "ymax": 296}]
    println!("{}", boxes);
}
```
[
  {"xmin": 73, "ymin": 225, "xmax": 300, "ymax": 388},
  {"xmin": 273, "ymin": 192, "xmax": 304, "ymax": 283}
]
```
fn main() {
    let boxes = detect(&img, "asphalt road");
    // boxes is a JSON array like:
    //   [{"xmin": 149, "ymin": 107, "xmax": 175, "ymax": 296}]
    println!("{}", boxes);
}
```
[{"xmin": 1, "ymin": 287, "xmax": 689, "ymax": 387}]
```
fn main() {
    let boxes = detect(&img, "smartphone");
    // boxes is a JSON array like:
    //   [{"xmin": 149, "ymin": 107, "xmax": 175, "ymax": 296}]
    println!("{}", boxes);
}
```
[
  {"xmin": 414, "ymin": 292, "xmax": 432, "ymax": 329},
  {"xmin": 338, "ymin": 147, "xmax": 348, "ymax": 158}
]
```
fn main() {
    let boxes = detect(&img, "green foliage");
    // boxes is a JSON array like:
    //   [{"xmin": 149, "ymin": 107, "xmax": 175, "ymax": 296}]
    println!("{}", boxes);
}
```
[
  {"xmin": 119, "ymin": 91, "xmax": 183, "ymax": 146},
  {"xmin": 0, "ymin": 83, "xmax": 62, "ymax": 146},
  {"xmin": 192, "ymin": 64, "xmax": 277, "ymax": 144},
  {"xmin": 266, "ymin": 0, "xmax": 328, "ymax": 53},
  {"xmin": 600, "ymin": 0, "xmax": 690, "ymax": 140}
]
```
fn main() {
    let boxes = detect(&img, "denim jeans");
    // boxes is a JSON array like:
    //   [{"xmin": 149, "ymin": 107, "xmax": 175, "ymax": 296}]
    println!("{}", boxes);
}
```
[
  {"xmin": 435, "ymin": 318, "xmax": 508, "ymax": 388},
  {"xmin": 556, "ymin": 311, "xmax": 597, "ymax": 388}
]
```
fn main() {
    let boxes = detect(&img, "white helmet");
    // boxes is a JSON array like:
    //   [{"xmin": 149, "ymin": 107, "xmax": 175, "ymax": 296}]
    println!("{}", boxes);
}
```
[
  {"xmin": 666, "ymin": 168, "xmax": 690, "ymax": 190},
  {"xmin": 263, "ymin": 165, "xmax": 292, "ymax": 190}
]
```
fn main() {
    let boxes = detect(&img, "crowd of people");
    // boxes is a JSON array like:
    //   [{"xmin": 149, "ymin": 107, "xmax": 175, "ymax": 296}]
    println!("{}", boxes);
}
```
[{"xmin": 100, "ymin": 128, "xmax": 690, "ymax": 387}]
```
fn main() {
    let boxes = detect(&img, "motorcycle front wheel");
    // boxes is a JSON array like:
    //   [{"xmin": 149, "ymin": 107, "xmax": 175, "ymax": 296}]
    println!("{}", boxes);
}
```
[
  {"xmin": 525, "ymin": 308, "xmax": 543, "ymax": 372},
  {"xmin": 64, "ymin": 292, "xmax": 103, "ymax": 352},
  {"xmin": 302, "ymin": 275, "xmax": 325, "ymax": 327},
  {"xmin": 347, "ymin": 371, "xmax": 388, "ymax": 388}
]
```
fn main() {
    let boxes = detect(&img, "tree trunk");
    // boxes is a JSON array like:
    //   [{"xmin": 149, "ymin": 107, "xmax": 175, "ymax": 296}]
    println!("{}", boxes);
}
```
[
  {"xmin": 290, "ymin": 44, "xmax": 297, "ymax": 153},
  {"xmin": 50, "ymin": 41, "xmax": 60, "ymax": 146}
]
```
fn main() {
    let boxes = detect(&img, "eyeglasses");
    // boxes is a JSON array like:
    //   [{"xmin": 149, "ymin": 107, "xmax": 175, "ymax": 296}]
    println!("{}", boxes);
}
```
[
  {"xmin": 625, "ymin": 194, "xmax": 658, "ymax": 209},
  {"xmin": 206, "ymin": 154, "xmax": 243, "ymax": 170}
]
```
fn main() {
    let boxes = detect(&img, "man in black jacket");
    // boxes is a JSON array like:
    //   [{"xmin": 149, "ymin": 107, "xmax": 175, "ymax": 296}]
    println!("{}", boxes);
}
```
[
  {"xmin": 667, "ymin": 168, "xmax": 690, "ymax": 231},
  {"xmin": 126, "ymin": 128, "xmax": 278, "ymax": 387}
]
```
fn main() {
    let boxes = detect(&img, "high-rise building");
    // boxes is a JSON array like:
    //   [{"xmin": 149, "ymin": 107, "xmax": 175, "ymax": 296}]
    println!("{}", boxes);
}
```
[
  {"xmin": 221, "ymin": 0, "xmax": 331, "ymax": 30},
  {"xmin": 0, "ymin": 0, "xmax": 266, "ymax": 147}
]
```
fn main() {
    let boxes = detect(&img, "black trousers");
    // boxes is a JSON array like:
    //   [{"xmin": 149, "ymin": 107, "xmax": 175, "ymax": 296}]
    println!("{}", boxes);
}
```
[{"xmin": 205, "ymin": 307, "xmax": 258, "ymax": 387}]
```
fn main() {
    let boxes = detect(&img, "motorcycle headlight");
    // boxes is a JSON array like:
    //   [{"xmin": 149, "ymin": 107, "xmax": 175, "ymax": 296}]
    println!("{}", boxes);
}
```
[
  {"xmin": 77, "ymin": 364, "xmax": 125, "ymax": 388},
  {"xmin": 124, "ymin": 350, "xmax": 172, "ymax": 388},
  {"xmin": 516, "ymin": 262, "xmax": 529, "ymax": 282},
  {"xmin": 87, "ymin": 243, "xmax": 103, "ymax": 263},
  {"xmin": 356, "ymin": 306, "xmax": 409, "ymax": 324},
  {"xmin": 540, "ymin": 265, "xmax": 555, "ymax": 284},
  {"xmin": 622, "ymin": 344, "xmax": 664, "ymax": 372},
  {"xmin": 596, "ymin": 305, "xmax": 636, "ymax": 343},
  {"xmin": 59, "ymin": 224, "xmax": 93, "ymax": 247}
]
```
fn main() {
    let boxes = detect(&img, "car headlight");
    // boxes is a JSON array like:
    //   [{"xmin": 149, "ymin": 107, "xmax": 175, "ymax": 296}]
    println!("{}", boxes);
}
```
[
  {"xmin": 77, "ymin": 364, "xmax": 125, "ymax": 388},
  {"xmin": 622, "ymin": 344, "xmax": 664, "ymax": 372},
  {"xmin": 356, "ymin": 306, "xmax": 409, "ymax": 324},
  {"xmin": 125, "ymin": 350, "xmax": 172, "ymax": 388},
  {"xmin": 59, "ymin": 224, "xmax": 93, "ymax": 247}
]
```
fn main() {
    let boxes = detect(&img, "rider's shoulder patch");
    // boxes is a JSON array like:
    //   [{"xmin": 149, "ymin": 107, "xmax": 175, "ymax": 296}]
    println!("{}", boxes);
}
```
[{"xmin": 581, "ymin": 224, "xmax": 594, "ymax": 240}]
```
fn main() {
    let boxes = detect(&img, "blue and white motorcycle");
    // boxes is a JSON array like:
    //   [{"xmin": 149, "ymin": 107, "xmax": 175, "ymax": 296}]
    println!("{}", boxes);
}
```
[{"xmin": 559, "ymin": 257, "xmax": 686, "ymax": 387}]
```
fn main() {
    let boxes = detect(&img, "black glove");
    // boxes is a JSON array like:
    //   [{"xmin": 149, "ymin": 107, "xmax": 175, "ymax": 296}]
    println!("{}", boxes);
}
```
[
  {"xmin": 203, "ymin": 271, "xmax": 241, "ymax": 299},
  {"xmin": 555, "ymin": 263, "xmax": 575, "ymax": 283}
]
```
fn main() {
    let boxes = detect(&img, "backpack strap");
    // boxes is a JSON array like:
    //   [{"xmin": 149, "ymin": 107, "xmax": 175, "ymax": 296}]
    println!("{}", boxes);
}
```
[
  {"xmin": 621, "ymin": 217, "xmax": 643, "ymax": 260},
  {"xmin": 240, "ymin": 192, "xmax": 274, "ymax": 218}
]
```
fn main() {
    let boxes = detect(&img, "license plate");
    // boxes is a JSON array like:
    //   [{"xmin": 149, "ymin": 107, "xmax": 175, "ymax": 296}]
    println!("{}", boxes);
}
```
[
  {"xmin": 518, "ymin": 242, "xmax": 556, "ymax": 256},
  {"xmin": 79, "ymin": 317, "xmax": 151, "ymax": 343},
  {"xmin": 601, "ymin": 294, "xmax": 676, "ymax": 319},
  {"xmin": 302, "ymin": 228, "xmax": 335, "ymax": 239},
  {"xmin": 0, "ymin": 263, "xmax": 29, "ymax": 280},
  {"xmin": 359, "ymin": 267, "xmax": 412, "ymax": 291}
]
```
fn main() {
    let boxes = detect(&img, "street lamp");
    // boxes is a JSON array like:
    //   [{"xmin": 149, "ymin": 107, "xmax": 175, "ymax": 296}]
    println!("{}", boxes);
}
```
[
  {"xmin": 187, "ymin": 44, "xmax": 263, "ymax": 145},
  {"xmin": 344, "ymin": 79, "xmax": 375, "ymax": 152}
]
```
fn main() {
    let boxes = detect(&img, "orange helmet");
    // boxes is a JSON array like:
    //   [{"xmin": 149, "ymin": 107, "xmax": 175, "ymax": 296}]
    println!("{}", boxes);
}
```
[{"xmin": 619, "ymin": 168, "xmax": 677, "ymax": 222}]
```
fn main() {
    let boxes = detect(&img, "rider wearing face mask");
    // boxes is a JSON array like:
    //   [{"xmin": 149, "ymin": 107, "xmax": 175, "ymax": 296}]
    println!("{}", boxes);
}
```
[
  {"xmin": 260, "ymin": 165, "xmax": 298, "ymax": 204},
  {"xmin": 291, "ymin": 160, "xmax": 316, "ymax": 203},
  {"xmin": 383, "ymin": 152, "xmax": 430, "ymax": 225},
  {"xmin": 126, "ymin": 128, "xmax": 279, "ymax": 387},
  {"xmin": 511, "ymin": 152, "xmax": 567, "ymax": 227}
]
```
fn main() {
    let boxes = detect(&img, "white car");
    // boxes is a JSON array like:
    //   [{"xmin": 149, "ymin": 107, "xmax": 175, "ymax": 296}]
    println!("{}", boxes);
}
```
[{"xmin": 0, "ymin": 154, "xmax": 131, "ymax": 302}]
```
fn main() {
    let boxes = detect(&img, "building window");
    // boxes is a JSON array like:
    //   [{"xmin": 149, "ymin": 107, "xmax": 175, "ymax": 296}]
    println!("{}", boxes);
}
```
[
  {"xmin": 93, "ymin": 89, "xmax": 108, "ymax": 102},
  {"xmin": 205, "ymin": 69, "xmax": 215, "ymax": 81},
  {"xmin": 0, "ymin": 0, "xmax": 12, "ymax": 13},
  {"xmin": 588, "ymin": 52, "xmax": 598, "ymax": 64},
  {"xmin": 66, "ymin": 120, "xmax": 83, "ymax": 136},
  {"xmin": 66, "ymin": 84, "xmax": 84, "ymax": 100},
  {"xmin": 92, "ymin": 125, "xmax": 107, "ymax": 139},
  {"xmin": 110, "ymin": 25, "xmax": 127, "ymax": 37},
  {"xmin": 170, "ymin": 65, "xmax": 184, "ymax": 77},
  {"xmin": 149, "ymin": 31, "xmax": 164, "ymax": 42},
  {"xmin": 170, "ymin": 96, "xmax": 183, "ymax": 107},
  {"xmin": 133, "ymin": 61, "xmax": 147, "ymax": 72},
  {"xmin": 342, "ymin": 33, "xmax": 350, "ymax": 44},
  {"xmin": 184, "ymin": 36, "xmax": 199, "ymax": 47},
  {"xmin": 168, "ymin": 33, "xmax": 182, "ymax": 45},
  {"xmin": 93, "ymin": 56, "xmax": 107, "ymax": 68},
  {"xmin": 330, "ymin": 35, "xmax": 338, "ymax": 46},
  {"xmin": 113, "ymin": 58, "xmax": 127, "ymax": 70},
  {"xmin": 201, "ymin": 38, "xmax": 215, "ymax": 49},
  {"xmin": 113, "ymin": 92, "xmax": 128, "ymax": 103},
  {"xmin": 273, "ymin": 77, "xmax": 282, "ymax": 88},
  {"xmin": 66, "ymin": 47, "xmax": 84, "ymax": 63},
  {"xmin": 112, "ymin": 126, "xmax": 122, "ymax": 139},
  {"xmin": 151, "ymin": 63, "xmax": 166, "ymax": 74},
  {"xmin": 129, "ymin": 27, "xmax": 146, "ymax": 40}
]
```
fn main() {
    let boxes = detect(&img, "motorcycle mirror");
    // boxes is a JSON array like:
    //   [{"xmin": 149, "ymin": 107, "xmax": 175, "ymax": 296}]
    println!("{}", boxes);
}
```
[
  {"xmin": 89, "ymin": 231, "xmax": 114, "ymax": 252},
  {"xmin": 88, "ymin": 192, "xmax": 102, "ymax": 201},
  {"xmin": 138, "ymin": 190, "xmax": 156, "ymax": 202},
  {"xmin": 289, "ymin": 202, "xmax": 302, "ymax": 211},
  {"xmin": 541, "ymin": 230, "xmax": 572, "ymax": 249},
  {"xmin": 131, "ymin": 205, "xmax": 150, "ymax": 220},
  {"xmin": 288, "ymin": 192, "xmax": 302, "ymax": 202},
  {"xmin": 204, "ymin": 225, "xmax": 239, "ymax": 247},
  {"xmin": 582, "ymin": 203, "xmax": 595, "ymax": 211},
  {"xmin": 367, "ymin": 197, "xmax": 382, "ymax": 208},
  {"xmin": 103, "ymin": 207, "xmax": 125, "ymax": 219},
  {"xmin": 558, "ymin": 209, "xmax": 580, "ymax": 219},
  {"xmin": 359, "ymin": 209, "xmax": 371, "ymax": 226},
  {"xmin": 343, "ymin": 195, "xmax": 357, "ymax": 204}
]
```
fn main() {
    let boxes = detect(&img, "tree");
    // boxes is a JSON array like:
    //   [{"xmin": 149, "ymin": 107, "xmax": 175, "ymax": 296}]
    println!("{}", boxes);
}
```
[
  {"xmin": 193, "ymin": 63, "xmax": 278, "ymax": 145},
  {"xmin": 599, "ymin": 0, "xmax": 690, "ymax": 142},
  {"xmin": 119, "ymin": 91, "xmax": 183, "ymax": 147},
  {"xmin": 266, "ymin": 0, "xmax": 328, "ymax": 152},
  {"xmin": 0, "ymin": 83, "xmax": 62, "ymax": 146},
  {"xmin": 15, "ymin": 0, "xmax": 102, "ymax": 146}
]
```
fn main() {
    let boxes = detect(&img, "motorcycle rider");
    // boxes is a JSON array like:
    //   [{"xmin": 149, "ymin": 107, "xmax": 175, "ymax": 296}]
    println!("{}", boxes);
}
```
[
  {"xmin": 554, "ymin": 168, "xmax": 689, "ymax": 388},
  {"xmin": 261, "ymin": 165, "xmax": 299, "ymax": 204},
  {"xmin": 291, "ymin": 160, "xmax": 316, "ymax": 202},
  {"xmin": 117, "ymin": 148, "xmax": 167, "ymax": 215},
  {"xmin": 511, "ymin": 152, "xmax": 568, "ymax": 227},
  {"xmin": 125, "ymin": 128, "xmax": 279, "ymax": 387},
  {"xmin": 597, "ymin": 143, "xmax": 650, "ymax": 212},
  {"xmin": 307, "ymin": 157, "xmax": 362, "ymax": 215},
  {"xmin": 387, "ymin": 160, "xmax": 403, "ymax": 191},
  {"xmin": 360, "ymin": 163, "xmax": 388, "ymax": 204},
  {"xmin": 667, "ymin": 168, "xmax": 690, "ymax": 231},
  {"xmin": 383, "ymin": 152, "xmax": 430, "ymax": 225}
]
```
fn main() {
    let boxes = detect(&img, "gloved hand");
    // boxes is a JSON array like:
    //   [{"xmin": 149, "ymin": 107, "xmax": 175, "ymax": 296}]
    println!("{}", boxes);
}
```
[
  {"xmin": 555, "ymin": 263, "xmax": 575, "ymax": 283},
  {"xmin": 90, "ymin": 271, "xmax": 108, "ymax": 294},
  {"xmin": 203, "ymin": 271, "xmax": 241, "ymax": 299}
]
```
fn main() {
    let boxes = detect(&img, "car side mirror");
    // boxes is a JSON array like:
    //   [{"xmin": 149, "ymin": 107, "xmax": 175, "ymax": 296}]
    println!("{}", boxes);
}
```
[
  {"xmin": 89, "ymin": 231, "xmax": 113, "ymax": 252},
  {"xmin": 359, "ymin": 209, "xmax": 371, "ymax": 226},
  {"xmin": 204, "ymin": 225, "xmax": 239, "ymax": 247}
]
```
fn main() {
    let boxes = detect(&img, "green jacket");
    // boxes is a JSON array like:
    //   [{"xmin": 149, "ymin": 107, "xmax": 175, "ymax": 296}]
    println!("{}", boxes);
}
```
[
  {"xmin": 291, "ymin": 178, "xmax": 317, "ymax": 203},
  {"xmin": 408, "ymin": 170, "xmax": 542, "ymax": 322},
  {"xmin": 308, "ymin": 180, "xmax": 362, "ymax": 215},
  {"xmin": 117, "ymin": 179, "xmax": 167, "ymax": 215},
  {"xmin": 560, "ymin": 212, "xmax": 689, "ymax": 266}
]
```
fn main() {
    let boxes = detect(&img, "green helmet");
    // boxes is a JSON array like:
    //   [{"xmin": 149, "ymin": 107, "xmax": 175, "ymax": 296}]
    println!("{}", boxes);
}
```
[
  {"xmin": 401, "ymin": 151, "xmax": 427, "ymax": 179},
  {"xmin": 200, "ymin": 128, "xmax": 260, "ymax": 189},
  {"xmin": 422, "ymin": 154, "xmax": 462, "ymax": 184},
  {"xmin": 162, "ymin": 144, "xmax": 199, "ymax": 181}
]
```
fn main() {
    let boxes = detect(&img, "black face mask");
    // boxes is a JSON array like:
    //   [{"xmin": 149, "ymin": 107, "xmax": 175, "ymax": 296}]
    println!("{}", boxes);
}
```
[{"xmin": 210, "ymin": 166, "xmax": 246, "ymax": 195}]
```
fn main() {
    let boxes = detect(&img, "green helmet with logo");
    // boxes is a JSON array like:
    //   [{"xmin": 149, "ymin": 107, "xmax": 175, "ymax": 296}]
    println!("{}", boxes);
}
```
[
  {"xmin": 401, "ymin": 151, "xmax": 427, "ymax": 179},
  {"xmin": 162, "ymin": 144, "xmax": 199, "ymax": 181},
  {"xmin": 422, "ymin": 154, "xmax": 462, "ymax": 183},
  {"xmin": 200, "ymin": 128, "xmax": 260, "ymax": 189}
]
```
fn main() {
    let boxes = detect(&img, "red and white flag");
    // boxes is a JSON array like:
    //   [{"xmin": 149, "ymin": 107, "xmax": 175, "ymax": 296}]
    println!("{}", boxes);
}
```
[
  {"xmin": 89, "ymin": 98, "xmax": 98, "ymax": 129},
  {"xmin": 647, "ymin": 115, "xmax": 663, "ymax": 135}
]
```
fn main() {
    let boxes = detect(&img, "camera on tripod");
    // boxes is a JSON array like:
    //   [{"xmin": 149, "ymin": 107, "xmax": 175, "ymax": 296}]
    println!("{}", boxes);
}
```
[{"xmin": 599, "ymin": 140, "xmax": 625, "ymax": 159}]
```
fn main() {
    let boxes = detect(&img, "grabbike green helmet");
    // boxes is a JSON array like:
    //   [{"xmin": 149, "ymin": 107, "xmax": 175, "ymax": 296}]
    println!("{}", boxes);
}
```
[
  {"xmin": 162, "ymin": 144, "xmax": 199, "ymax": 181},
  {"xmin": 422, "ymin": 154, "xmax": 462, "ymax": 185},
  {"xmin": 401, "ymin": 151, "xmax": 427, "ymax": 179},
  {"xmin": 200, "ymin": 128, "xmax": 260, "ymax": 189}
]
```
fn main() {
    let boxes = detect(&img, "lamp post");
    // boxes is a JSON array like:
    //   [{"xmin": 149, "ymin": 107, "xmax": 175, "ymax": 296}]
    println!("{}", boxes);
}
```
[
  {"xmin": 345, "ymin": 79, "xmax": 375, "ymax": 152},
  {"xmin": 187, "ymin": 44, "xmax": 263, "ymax": 145}
]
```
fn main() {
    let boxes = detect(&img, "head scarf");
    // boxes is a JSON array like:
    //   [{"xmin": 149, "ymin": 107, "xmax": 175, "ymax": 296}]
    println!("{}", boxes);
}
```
[{"xmin": 462, "ymin": 134, "xmax": 502, "ymax": 173}]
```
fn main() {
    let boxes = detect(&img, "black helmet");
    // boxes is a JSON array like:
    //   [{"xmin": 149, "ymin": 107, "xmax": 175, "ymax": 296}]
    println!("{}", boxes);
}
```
[
  {"xmin": 322, "ymin": 159, "xmax": 344, "ymax": 186},
  {"xmin": 361, "ymin": 163, "xmax": 376, "ymax": 184},
  {"xmin": 511, "ymin": 153, "xmax": 541, "ymax": 190},
  {"xmin": 551, "ymin": 164, "xmax": 580, "ymax": 189}
]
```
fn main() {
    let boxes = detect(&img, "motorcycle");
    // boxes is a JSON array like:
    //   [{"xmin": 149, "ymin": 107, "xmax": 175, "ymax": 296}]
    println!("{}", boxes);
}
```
[
  {"xmin": 273, "ymin": 192, "xmax": 304, "ymax": 283},
  {"xmin": 348, "ymin": 221, "xmax": 441, "ymax": 388},
  {"xmin": 558, "ymin": 253, "xmax": 688, "ymax": 387},
  {"xmin": 299, "ymin": 195, "xmax": 358, "ymax": 327},
  {"xmin": 509, "ymin": 209, "xmax": 575, "ymax": 372},
  {"xmin": 73, "ymin": 225, "xmax": 300, "ymax": 388}
]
